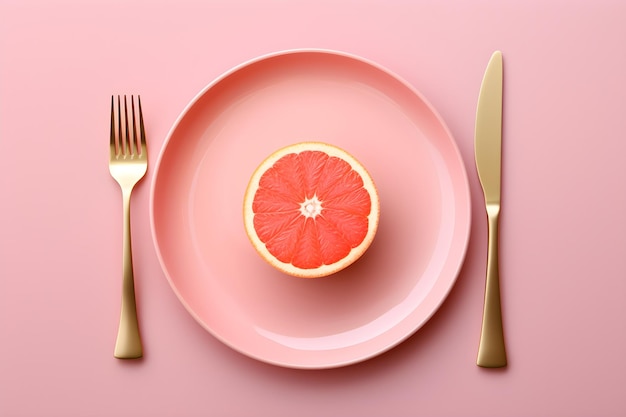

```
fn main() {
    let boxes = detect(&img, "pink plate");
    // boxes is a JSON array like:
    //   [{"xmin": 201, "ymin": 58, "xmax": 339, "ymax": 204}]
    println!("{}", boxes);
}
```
[{"xmin": 150, "ymin": 49, "xmax": 471, "ymax": 369}]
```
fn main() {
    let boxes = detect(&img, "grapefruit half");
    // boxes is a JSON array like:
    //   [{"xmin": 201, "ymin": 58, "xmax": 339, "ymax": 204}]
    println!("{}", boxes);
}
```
[{"xmin": 243, "ymin": 142, "xmax": 380, "ymax": 278}]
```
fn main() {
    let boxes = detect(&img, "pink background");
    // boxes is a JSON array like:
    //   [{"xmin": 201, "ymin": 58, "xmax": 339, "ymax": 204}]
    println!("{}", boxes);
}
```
[{"xmin": 1, "ymin": 0, "xmax": 625, "ymax": 416}]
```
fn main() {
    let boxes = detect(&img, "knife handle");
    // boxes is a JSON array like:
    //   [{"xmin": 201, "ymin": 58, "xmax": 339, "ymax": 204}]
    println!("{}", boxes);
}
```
[{"xmin": 477, "ymin": 204, "xmax": 507, "ymax": 368}]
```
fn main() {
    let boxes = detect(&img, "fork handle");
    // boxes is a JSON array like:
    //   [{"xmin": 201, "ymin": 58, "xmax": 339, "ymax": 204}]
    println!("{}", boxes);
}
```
[
  {"xmin": 114, "ymin": 187, "xmax": 143, "ymax": 359},
  {"xmin": 476, "ymin": 204, "xmax": 506, "ymax": 367}
]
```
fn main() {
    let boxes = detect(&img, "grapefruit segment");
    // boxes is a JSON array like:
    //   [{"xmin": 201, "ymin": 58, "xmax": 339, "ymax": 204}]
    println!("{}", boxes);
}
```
[{"xmin": 243, "ymin": 142, "xmax": 380, "ymax": 278}]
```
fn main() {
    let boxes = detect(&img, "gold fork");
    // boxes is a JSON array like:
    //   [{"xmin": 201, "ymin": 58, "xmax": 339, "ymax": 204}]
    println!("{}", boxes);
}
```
[{"xmin": 109, "ymin": 95, "xmax": 147, "ymax": 359}]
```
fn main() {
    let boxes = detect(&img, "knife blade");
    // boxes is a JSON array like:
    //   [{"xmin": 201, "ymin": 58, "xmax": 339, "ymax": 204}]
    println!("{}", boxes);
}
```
[{"xmin": 475, "ymin": 51, "xmax": 507, "ymax": 368}]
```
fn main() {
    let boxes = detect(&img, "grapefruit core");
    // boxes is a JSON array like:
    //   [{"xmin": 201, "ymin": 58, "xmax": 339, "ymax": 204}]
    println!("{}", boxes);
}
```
[{"xmin": 243, "ymin": 142, "xmax": 380, "ymax": 278}]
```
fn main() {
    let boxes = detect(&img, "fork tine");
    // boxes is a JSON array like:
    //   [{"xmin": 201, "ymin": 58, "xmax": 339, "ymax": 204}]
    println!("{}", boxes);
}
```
[
  {"xmin": 130, "ymin": 96, "xmax": 138, "ymax": 156},
  {"xmin": 138, "ymin": 95, "xmax": 146, "ymax": 157},
  {"xmin": 123, "ymin": 95, "xmax": 130, "ymax": 156},
  {"xmin": 110, "ymin": 96, "xmax": 117, "ymax": 158},
  {"xmin": 117, "ymin": 95, "xmax": 124, "ymax": 156}
]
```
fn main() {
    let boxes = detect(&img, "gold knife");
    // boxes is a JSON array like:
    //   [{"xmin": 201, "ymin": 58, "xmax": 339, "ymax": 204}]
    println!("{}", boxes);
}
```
[{"xmin": 475, "ymin": 51, "xmax": 507, "ymax": 368}]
